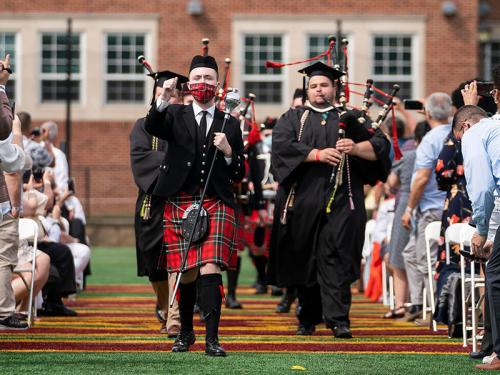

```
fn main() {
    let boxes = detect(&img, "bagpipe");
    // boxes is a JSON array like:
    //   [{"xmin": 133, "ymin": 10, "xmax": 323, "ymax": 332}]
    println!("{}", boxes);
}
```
[
  {"xmin": 265, "ymin": 35, "xmax": 402, "ymax": 158},
  {"xmin": 265, "ymin": 35, "xmax": 401, "ymax": 216}
]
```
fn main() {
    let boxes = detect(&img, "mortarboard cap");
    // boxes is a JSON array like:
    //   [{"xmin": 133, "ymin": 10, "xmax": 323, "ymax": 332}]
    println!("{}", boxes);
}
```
[
  {"xmin": 148, "ymin": 70, "xmax": 188, "ymax": 104},
  {"xmin": 189, "ymin": 55, "xmax": 219, "ymax": 74},
  {"xmin": 297, "ymin": 61, "xmax": 344, "ymax": 83}
]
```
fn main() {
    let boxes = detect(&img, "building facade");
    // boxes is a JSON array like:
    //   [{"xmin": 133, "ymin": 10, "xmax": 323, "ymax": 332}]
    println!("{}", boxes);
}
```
[{"xmin": 0, "ymin": 0, "xmax": 496, "ymax": 216}]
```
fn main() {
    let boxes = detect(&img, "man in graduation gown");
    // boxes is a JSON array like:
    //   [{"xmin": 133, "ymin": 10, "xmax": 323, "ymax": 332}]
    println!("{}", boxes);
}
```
[
  {"xmin": 268, "ymin": 62, "xmax": 391, "ymax": 338},
  {"xmin": 144, "ymin": 54, "xmax": 245, "ymax": 356},
  {"xmin": 130, "ymin": 70, "xmax": 188, "ymax": 337}
]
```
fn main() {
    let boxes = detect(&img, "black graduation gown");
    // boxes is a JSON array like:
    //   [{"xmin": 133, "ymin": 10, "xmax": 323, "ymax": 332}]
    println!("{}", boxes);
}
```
[
  {"xmin": 268, "ymin": 106, "xmax": 391, "ymax": 288},
  {"xmin": 130, "ymin": 117, "xmax": 168, "ymax": 279}
]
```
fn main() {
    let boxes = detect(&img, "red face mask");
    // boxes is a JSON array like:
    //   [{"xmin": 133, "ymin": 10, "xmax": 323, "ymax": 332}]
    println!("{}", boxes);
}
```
[{"xmin": 189, "ymin": 82, "xmax": 217, "ymax": 104}]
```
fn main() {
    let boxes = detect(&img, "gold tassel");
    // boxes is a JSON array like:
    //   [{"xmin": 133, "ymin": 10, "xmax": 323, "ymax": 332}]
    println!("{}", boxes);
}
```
[{"xmin": 141, "ymin": 195, "xmax": 152, "ymax": 221}]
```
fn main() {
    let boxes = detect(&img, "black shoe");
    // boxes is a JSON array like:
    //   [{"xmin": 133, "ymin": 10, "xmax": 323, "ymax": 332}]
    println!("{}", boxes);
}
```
[
  {"xmin": 470, "ymin": 350, "xmax": 492, "ymax": 360},
  {"xmin": 205, "ymin": 337, "xmax": 226, "ymax": 357},
  {"xmin": 275, "ymin": 294, "xmax": 295, "ymax": 313},
  {"xmin": 333, "ymin": 323, "xmax": 353, "ymax": 339},
  {"xmin": 38, "ymin": 303, "xmax": 77, "ymax": 317},
  {"xmin": 270, "ymin": 286, "xmax": 284, "ymax": 297},
  {"xmin": 225, "ymin": 295, "xmax": 243, "ymax": 309},
  {"xmin": 255, "ymin": 284, "xmax": 267, "ymax": 295},
  {"xmin": 172, "ymin": 330, "xmax": 196, "ymax": 352},
  {"xmin": 296, "ymin": 323, "xmax": 315, "ymax": 336},
  {"xmin": 0, "ymin": 315, "xmax": 28, "ymax": 330}
]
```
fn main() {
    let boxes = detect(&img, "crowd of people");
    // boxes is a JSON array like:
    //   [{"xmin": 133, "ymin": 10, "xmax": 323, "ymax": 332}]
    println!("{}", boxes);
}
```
[
  {"xmin": 0, "ymin": 54, "xmax": 91, "ymax": 331},
  {"xmin": 1, "ymin": 38, "xmax": 500, "ymax": 371}
]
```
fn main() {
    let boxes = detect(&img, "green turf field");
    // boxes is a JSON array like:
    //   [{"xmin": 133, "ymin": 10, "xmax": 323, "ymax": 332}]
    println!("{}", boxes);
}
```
[
  {"xmin": 0, "ymin": 352, "xmax": 478, "ymax": 374},
  {"xmin": 0, "ymin": 247, "xmax": 482, "ymax": 374}
]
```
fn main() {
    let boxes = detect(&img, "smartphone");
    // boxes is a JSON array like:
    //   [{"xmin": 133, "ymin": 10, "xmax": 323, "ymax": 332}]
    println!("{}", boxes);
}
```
[
  {"xmin": 68, "ymin": 177, "xmax": 76, "ymax": 194},
  {"xmin": 8, "ymin": 99, "xmax": 15, "ymax": 116},
  {"xmin": 403, "ymin": 99, "xmax": 424, "ymax": 110},
  {"xmin": 22, "ymin": 170, "xmax": 31, "ymax": 184},
  {"xmin": 476, "ymin": 81, "xmax": 494, "ymax": 96}
]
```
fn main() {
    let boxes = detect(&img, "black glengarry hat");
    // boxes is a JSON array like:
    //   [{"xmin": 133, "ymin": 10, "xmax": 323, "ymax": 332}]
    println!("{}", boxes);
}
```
[{"xmin": 189, "ymin": 55, "xmax": 218, "ymax": 74}]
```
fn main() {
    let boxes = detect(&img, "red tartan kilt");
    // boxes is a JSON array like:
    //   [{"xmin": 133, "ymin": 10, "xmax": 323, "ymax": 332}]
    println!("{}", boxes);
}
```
[
  {"xmin": 160, "ymin": 193, "xmax": 238, "ymax": 272},
  {"xmin": 234, "ymin": 207, "xmax": 246, "ymax": 252},
  {"xmin": 243, "ymin": 211, "xmax": 271, "ymax": 257}
]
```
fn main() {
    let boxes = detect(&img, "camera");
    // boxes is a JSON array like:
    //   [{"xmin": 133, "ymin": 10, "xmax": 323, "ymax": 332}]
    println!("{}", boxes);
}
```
[
  {"xmin": 30, "ymin": 127, "xmax": 41, "ymax": 137},
  {"xmin": 32, "ymin": 166, "xmax": 44, "ymax": 183}
]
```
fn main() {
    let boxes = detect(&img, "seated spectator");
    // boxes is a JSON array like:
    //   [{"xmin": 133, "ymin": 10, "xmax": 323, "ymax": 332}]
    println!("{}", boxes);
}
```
[
  {"xmin": 22, "ymin": 186, "xmax": 78, "ymax": 317},
  {"xmin": 41, "ymin": 202, "xmax": 90, "ymax": 291},
  {"xmin": 12, "ymin": 240, "xmax": 50, "ymax": 314}
]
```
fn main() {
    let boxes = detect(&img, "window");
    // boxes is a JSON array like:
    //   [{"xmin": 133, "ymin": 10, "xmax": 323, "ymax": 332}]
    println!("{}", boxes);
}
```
[
  {"xmin": 40, "ymin": 32, "xmax": 81, "ymax": 102},
  {"xmin": 0, "ymin": 32, "xmax": 17, "ymax": 100},
  {"xmin": 372, "ymin": 35, "xmax": 413, "ymax": 99},
  {"xmin": 105, "ymin": 33, "xmax": 146, "ymax": 103},
  {"xmin": 480, "ymin": 41, "xmax": 500, "ymax": 81},
  {"xmin": 307, "ymin": 34, "xmax": 347, "ymax": 67},
  {"xmin": 242, "ymin": 34, "xmax": 283, "ymax": 104}
]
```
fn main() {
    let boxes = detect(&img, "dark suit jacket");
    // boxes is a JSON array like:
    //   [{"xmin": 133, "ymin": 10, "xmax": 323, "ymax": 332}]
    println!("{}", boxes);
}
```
[{"xmin": 144, "ymin": 103, "xmax": 245, "ymax": 207}]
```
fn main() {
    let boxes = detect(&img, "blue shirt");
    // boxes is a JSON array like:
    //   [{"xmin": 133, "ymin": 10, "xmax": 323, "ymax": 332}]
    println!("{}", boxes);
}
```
[
  {"xmin": 462, "ymin": 115, "xmax": 500, "ymax": 236},
  {"xmin": 412, "ymin": 124, "xmax": 450, "ymax": 212}
]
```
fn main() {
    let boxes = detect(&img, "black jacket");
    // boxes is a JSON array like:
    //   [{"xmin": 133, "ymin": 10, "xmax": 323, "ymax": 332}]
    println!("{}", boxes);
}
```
[{"xmin": 144, "ymin": 103, "xmax": 245, "ymax": 207}]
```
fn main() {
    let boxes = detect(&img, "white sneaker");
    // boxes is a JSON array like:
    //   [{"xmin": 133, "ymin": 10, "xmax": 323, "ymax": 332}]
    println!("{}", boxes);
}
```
[{"xmin": 483, "ymin": 352, "xmax": 497, "ymax": 364}]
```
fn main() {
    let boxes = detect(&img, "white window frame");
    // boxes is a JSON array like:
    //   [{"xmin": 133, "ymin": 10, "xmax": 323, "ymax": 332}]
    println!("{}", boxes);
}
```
[
  {"xmin": 103, "ymin": 32, "xmax": 150, "ymax": 104},
  {"xmin": 0, "ymin": 31, "xmax": 19, "ymax": 102},
  {"xmin": 370, "ymin": 33, "xmax": 417, "ymax": 98},
  {"xmin": 482, "ymin": 40, "xmax": 500, "ymax": 81},
  {"xmin": 240, "ymin": 33, "xmax": 286, "ymax": 105},
  {"xmin": 39, "ymin": 31, "xmax": 83, "ymax": 104}
]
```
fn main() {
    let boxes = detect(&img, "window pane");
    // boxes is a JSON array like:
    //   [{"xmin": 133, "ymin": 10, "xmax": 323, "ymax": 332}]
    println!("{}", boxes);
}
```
[
  {"xmin": 492, "ymin": 42, "xmax": 500, "ymax": 68},
  {"xmin": 40, "ymin": 32, "xmax": 81, "ymax": 74},
  {"xmin": 243, "ymin": 34, "xmax": 283, "ymax": 75},
  {"xmin": 244, "ymin": 81, "xmax": 281, "ymax": 104},
  {"xmin": 106, "ymin": 80, "xmax": 145, "ymax": 103},
  {"xmin": 0, "ymin": 32, "xmax": 16, "ymax": 72},
  {"xmin": 106, "ymin": 33, "xmax": 146, "ymax": 75},
  {"xmin": 41, "ymin": 80, "xmax": 80, "ymax": 102},
  {"xmin": 372, "ymin": 35, "xmax": 412, "ymax": 76}
]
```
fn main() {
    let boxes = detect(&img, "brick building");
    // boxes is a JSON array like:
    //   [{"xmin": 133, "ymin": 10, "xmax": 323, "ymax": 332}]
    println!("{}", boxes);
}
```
[{"xmin": 0, "ymin": 0, "xmax": 498, "ymax": 218}]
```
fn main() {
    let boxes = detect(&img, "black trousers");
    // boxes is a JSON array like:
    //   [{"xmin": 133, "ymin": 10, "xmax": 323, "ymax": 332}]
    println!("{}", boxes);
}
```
[
  {"xmin": 486, "ymin": 226, "xmax": 500, "ymax": 354},
  {"xmin": 38, "ymin": 241, "xmax": 76, "ymax": 301}
]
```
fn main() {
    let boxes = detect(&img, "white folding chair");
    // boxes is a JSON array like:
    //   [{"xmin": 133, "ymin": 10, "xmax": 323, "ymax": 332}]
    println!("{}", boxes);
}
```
[
  {"xmin": 423, "ymin": 221, "xmax": 441, "ymax": 329},
  {"xmin": 13, "ymin": 218, "xmax": 39, "ymax": 327},
  {"xmin": 460, "ymin": 224, "xmax": 485, "ymax": 351},
  {"xmin": 362, "ymin": 220, "xmax": 376, "ymax": 289}
]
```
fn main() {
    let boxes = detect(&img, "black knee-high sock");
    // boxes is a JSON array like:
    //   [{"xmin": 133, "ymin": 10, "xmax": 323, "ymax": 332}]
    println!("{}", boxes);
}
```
[
  {"xmin": 227, "ymin": 257, "xmax": 241, "ymax": 297},
  {"xmin": 254, "ymin": 255, "xmax": 267, "ymax": 285},
  {"xmin": 198, "ymin": 273, "xmax": 223, "ymax": 341},
  {"xmin": 179, "ymin": 281, "xmax": 197, "ymax": 333}
]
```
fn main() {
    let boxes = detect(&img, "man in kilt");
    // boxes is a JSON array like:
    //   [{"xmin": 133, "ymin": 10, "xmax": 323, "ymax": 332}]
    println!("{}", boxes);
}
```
[{"xmin": 144, "ymin": 54, "xmax": 245, "ymax": 357}]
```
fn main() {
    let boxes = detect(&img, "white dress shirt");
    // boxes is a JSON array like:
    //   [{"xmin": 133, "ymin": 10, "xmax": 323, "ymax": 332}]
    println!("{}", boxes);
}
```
[{"xmin": 462, "ymin": 115, "xmax": 500, "ymax": 236}]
